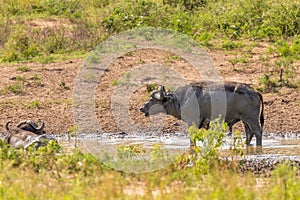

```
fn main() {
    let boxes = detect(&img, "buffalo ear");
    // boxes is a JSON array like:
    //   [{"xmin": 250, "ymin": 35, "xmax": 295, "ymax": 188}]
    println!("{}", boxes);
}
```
[{"xmin": 159, "ymin": 86, "xmax": 166, "ymax": 97}]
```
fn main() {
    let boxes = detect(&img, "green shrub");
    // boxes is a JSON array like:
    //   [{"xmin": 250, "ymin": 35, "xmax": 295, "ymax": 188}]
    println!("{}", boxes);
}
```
[
  {"xmin": 2, "ymin": 25, "xmax": 39, "ymax": 62},
  {"xmin": 102, "ymin": 1, "xmax": 164, "ymax": 33},
  {"xmin": 42, "ymin": 0, "xmax": 82, "ymax": 17},
  {"xmin": 188, "ymin": 119, "xmax": 227, "ymax": 173}
]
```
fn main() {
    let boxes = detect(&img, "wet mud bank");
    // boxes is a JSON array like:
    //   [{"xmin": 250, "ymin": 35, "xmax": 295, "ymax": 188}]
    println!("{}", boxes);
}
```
[{"xmin": 237, "ymin": 155, "xmax": 300, "ymax": 176}]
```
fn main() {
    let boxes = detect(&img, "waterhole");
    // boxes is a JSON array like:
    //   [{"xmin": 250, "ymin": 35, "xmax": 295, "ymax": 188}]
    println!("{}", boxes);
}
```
[
  {"xmin": 57, "ymin": 132, "xmax": 300, "ymax": 173},
  {"xmin": 59, "ymin": 132, "xmax": 300, "ymax": 155}
]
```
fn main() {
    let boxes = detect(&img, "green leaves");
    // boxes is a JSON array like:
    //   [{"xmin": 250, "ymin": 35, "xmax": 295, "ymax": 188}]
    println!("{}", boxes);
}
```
[{"xmin": 188, "ymin": 119, "xmax": 227, "ymax": 173}]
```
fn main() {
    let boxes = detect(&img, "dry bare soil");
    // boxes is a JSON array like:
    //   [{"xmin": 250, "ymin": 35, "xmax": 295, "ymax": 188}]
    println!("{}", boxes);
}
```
[{"xmin": 0, "ymin": 46, "xmax": 299, "ymax": 135}]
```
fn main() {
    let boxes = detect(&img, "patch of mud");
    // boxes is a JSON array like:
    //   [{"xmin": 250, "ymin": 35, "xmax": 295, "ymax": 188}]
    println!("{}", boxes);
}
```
[{"xmin": 238, "ymin": 155, "xmax": 300, "ymax": 176}]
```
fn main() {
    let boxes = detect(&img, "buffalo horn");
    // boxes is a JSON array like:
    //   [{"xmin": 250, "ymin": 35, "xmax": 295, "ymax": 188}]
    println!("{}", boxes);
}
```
[
  {"xmin": 35, "ymin": 119, "xmax": 45, "ymax": 131},
  {"xmin": 5, "ymin": 121, "xmax": 12, "ymax": 131}
]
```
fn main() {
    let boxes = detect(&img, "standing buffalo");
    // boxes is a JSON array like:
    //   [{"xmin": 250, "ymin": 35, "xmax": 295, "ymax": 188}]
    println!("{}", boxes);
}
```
[{"xmin": 140, "ymin": 82, "xmax": 264, "ymax": 146}]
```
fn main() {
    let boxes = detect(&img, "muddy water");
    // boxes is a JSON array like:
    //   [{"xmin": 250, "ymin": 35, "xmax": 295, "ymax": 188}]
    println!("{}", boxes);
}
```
[
  {"xmin": 222, "ymin": 134, "xmax": 300, "ymax": 156},
  {"xmin": 59, "ymin": 132, "xmax": 300, "ymax": 156},
  {"xmin": 58, "ymin": 132, "xmax": 300, "ymax": 173}
]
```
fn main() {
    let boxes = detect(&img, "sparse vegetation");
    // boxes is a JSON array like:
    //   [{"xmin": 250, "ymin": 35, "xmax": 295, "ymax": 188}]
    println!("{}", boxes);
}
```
[
  {"xmin": 1, "ymin": 81, "xmax": 26, "ymax": 95},
  {"xmin": 25, "ymin": 100, "xmax": 41, "ymax": 109},
  {"xmin": 30, "ymin": 73, "xmax": 43, "ymax": 86},
  {"xmin": 111, "ymin": 79, "xmax": 122, "ymax": 86},
  {"xmin": 146, "ymin": 83, "xmax": 159, "ymax": 93},
  {"xmin": 258, "ymin": 74, "xmax": 279, "ymax": 93},
  {"xmin": 16, "ymin": 66, "xmax": 30, "ymax": 72}
]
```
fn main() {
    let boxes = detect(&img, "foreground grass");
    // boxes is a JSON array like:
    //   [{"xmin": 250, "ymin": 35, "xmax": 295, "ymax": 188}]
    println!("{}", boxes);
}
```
[
  {"xmin": 0, "ymin": 143, "xmax": 299, "ymax": 199},
  {"xmin": 0, "ymin": 123, "xmax": 299, "ymax": 199}
]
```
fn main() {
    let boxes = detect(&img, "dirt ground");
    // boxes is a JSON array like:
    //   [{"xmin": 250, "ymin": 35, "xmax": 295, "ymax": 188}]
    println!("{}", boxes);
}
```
[{"xmin": 0, "ymin": 45, "xmax": 299, "ymax": 135}]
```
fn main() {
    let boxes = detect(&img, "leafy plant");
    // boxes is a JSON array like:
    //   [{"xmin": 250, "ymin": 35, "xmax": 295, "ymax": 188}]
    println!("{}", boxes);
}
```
[
  {"xmin": 229, "ymin": 130, "xmax": 245, "ymax": 159},
  {"xmin": 188, "ymin": 119, "xmax": 227, "ymax": 173},
  {"xmin": 150, "ymin": 143, "xmax": 169, "ymax": 162}
]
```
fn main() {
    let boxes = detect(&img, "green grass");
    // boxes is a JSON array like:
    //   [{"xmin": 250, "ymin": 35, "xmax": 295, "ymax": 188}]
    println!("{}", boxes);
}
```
[
  {"xmin": 0, "ymin": 0, "xmax": 298, "ymax": 88},
  {"xmin": 16, "ymin": 65, "xmax": 30, "ymax": 72},
  {"xmin": 25, "ymin": 100, "xmax": 41, "ymax": 109},
  {"xmin": 0, "ymin": 0, "xmax": 299, "ymax": 63},
  {"xmin": 1, "ymin": 81, "xmax": 26, "ymax": 95}
]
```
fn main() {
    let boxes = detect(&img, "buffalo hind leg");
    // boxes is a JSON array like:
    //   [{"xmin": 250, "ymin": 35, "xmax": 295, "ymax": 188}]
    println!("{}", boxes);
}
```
[
  {"xmin": 242, "ymin": 119, "xmax": 262, "ymax": 146},
  {"xmin": 243, "ymin": 122, "xmax": 254, "ymax": 146}
]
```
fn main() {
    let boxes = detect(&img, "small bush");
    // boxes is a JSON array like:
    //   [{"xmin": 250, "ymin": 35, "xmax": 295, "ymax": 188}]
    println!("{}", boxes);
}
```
[{"xmin": 188, "ymin": 119, "xmax": 227, "ymax": 173}]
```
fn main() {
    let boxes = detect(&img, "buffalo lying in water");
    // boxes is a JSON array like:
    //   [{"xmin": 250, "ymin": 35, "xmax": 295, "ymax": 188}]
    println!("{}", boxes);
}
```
[
  {"xmin": 140, "ymin": 82, "xmax": 264, "ymax": 146},
  {"xmin": 7, "ymin": 119, "xmax": 46, "ymax": 135},
  {"xmin": 4, "ymin": 120, "xmax": 55, "ymax": 149}
]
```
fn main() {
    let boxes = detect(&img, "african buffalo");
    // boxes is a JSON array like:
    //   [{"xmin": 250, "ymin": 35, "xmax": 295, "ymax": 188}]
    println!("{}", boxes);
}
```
[
  {"xmin": 140, "ymin": 82, "xmax": 264, "ymax": 146},
  {"xmin": 4, "ymin": 121, "xmax": 54, "ymax": 149},
  {"xmin": 6, "ymin": 119, "xmax": 46, "ymax": 135}
]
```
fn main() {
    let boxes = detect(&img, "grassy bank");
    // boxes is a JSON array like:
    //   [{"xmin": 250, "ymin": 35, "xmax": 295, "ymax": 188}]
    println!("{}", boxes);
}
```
[
  {"xmin": 0, "ymin": 0, "xmax": 299, "ymax": 63},
  {"xmin": 0, "ymin": 0, "xmax": 298, "ymax": 89}
]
